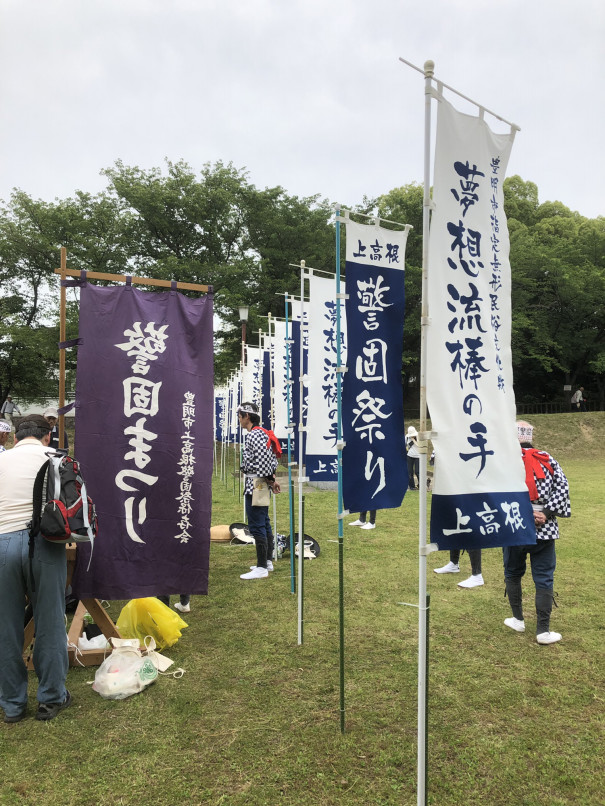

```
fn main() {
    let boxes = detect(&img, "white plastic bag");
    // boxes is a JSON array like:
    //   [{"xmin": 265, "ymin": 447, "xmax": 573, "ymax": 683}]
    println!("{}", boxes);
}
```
[{"xmin": 92, "ymin": 639, "xmax": 157, "ymax": 700}]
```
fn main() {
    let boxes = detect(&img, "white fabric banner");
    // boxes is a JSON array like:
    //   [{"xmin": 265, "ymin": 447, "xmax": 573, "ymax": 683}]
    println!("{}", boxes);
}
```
[
  {"xmin": 272, "ymin": 320, "xmax": 289, "ymax": 440},
  {"xmin": 242, "ymin": 346, "xmax": 263, "ymax": 409},
  {"xmin": 306, "ymin": 272, "xmax": 346, "ymax": 481},
  {"xmin": 427, "ymin": 98, "xmax": 534, "ymax": 549}
]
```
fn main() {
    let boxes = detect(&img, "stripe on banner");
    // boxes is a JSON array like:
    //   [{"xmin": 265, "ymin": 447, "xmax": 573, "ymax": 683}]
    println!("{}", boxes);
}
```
[
  {"xmin": 427, "ymin": 98, "xmax": 534, "ymax": 550},
  {"xmin": 306, "ymin": 273, "xmax": 346, "ymax": 481},
  {"xmin": 342, "ymin": 220, "xmax": 409, "ymax": 511},
  {"xmin": 71, "ymin": 283, "xmax": 213, "ymax": 599}
]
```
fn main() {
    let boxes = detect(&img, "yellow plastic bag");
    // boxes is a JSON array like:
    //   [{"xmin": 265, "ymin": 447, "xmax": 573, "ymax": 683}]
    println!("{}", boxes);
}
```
[{"xmin": 116, "ymin": 597, "xmax": 188, "ymax": 651}]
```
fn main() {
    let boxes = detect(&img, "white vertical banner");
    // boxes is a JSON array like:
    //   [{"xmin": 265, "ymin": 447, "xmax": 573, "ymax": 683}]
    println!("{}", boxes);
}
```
[
  {"xmin": 306, "ymin": 272, "xmax": 346, "ymax": 481},
  {"xmin": 427, "ymin": 98, "xmax": 534, "ymax": 549},
  {"xmin": 272, "ymin": 319, "xmax": 289, "ymax": 440},
  {"xmin": 242, "ymin": 346, "xmax": 263, "ymax": 409}
]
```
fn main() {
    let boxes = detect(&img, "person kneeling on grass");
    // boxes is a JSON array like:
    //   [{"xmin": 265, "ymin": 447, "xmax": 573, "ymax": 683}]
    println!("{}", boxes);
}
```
[
  {"xmin": 502, "ymin": 421, "xmax": 571, "ymax": 645},
  {"xmin": 237, "ymin": 402, "xmax": 281, "ymax": 580}
]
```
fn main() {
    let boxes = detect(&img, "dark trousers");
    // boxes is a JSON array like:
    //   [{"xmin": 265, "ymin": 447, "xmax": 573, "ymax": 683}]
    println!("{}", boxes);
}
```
[
  {"xmin": 360, "ymin": 511, "xmax": 376, "ymax": 524},
  {"xmin": 245, "ymin": 493, "xmax": 275, "ymax": 568},
  {"xmin": 450, "ymin": 549, "xmax": 482, "ymax": 575},
  {"xmin": 407, "ymin": 456, "xmax": 419, "ymax": 488},
  {"xmin": 157, "ymin": 594, "xmax": 190, "ymax": 607},
  {"xmin": 503, "ymin": 540, "xmax": 556, "ymax": 590}
]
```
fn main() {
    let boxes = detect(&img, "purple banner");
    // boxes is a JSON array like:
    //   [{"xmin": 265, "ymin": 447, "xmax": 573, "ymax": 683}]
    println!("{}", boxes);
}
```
[{"xmin": 72, "ymin": 283, "xmax": 214, "ymax": 599}]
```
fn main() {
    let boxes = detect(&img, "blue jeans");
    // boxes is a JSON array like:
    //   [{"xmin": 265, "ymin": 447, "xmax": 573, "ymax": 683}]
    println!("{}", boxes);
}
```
[
  {"xmin": 503, "ymin": 540, "xmax": 556, "ymax": 591},
  {"xmin": 0, "ymin": 530, "xmax": 68, "ymax": 717},
  {"xmin": 245, "ymin": 494, "xmax": 274, "ymax": 568}
]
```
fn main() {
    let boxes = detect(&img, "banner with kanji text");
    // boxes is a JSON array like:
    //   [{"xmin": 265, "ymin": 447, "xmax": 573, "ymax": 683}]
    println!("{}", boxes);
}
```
[{"xmin": 426, "ymin": 98, "xmax": 534, "ymax": 550}]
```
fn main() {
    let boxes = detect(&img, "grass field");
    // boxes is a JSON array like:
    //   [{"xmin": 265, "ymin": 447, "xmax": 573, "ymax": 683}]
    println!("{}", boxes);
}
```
[{"xmin": 1, "ymin": 413, "xmax": 603, "ymax": 805}]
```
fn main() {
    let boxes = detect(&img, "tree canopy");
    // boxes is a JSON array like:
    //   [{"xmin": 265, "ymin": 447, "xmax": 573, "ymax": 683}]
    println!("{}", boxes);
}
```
[{"xmin": 0, "ymin": 163, "xmax": 602, "ymax": 408}]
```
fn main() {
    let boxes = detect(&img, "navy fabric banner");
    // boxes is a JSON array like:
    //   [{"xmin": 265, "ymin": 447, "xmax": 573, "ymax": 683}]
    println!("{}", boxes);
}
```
[
  {"xmin": 342, "ymin": 221, "xmax": 409, "ymax": 512},
  {"xmin": 72, "ymin": 283, "xmax": 214, "ymax": 599}
]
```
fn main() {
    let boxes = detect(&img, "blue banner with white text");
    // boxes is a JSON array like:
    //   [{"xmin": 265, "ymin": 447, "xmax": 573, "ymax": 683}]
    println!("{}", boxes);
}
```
[{"xmin": 342, "ymin": 221, "xmax": 409, "ymax": 511}]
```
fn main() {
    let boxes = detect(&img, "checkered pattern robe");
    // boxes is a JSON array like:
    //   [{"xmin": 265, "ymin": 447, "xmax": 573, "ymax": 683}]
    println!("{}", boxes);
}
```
[
  {"xmin": 525, "ymin": 450, "xmax": 571, "ymax": 541},
  {"xmin": 241, "ymin": 427, "xmax": 278, "ymax": 496}
]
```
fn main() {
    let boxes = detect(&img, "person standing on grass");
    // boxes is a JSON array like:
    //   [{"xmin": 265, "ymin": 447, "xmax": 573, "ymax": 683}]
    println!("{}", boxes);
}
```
[
  {"xmin": 1, "ymin": 396, "xmax": 21, "ymax": 425},
  {"xmin": 349, "ymin": 510, "xmax": 377, "ymax": 530},
  {"xmin": 434, "ymin": 548, "xmax": 484, "ymax": 588},
  {"xmin": 503, "ymin": 421, "xmax": 571, "ymax": 645},
  {"xmin": 0, "ymin": 415, "xmax": 71, "ymax": 723},
  {"xmin": 237, "ymin": 401, "xmax": 281, "ymax": 580},
  {"xmin": 570, "ymin": 387, "xmax": 585, "ymax": 412},
  {"xmin": 406, "ymin": 426, "xmax": 420, "ymax": 490}
]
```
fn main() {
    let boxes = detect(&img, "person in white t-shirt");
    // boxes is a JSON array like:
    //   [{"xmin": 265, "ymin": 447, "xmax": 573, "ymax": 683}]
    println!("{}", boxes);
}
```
[
  {"xmin": 0, "ymin": 415, "xmax": 71, "ymax": 723},
  {"xmin": 406, "ymin": 426, "xmax": 420, "ymax": 490}
]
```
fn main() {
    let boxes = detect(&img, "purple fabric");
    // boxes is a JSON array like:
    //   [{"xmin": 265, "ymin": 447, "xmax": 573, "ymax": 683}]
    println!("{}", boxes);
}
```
[{"xmin": 71, "ymin": 283, "xmax": 213, "ymax": 599}]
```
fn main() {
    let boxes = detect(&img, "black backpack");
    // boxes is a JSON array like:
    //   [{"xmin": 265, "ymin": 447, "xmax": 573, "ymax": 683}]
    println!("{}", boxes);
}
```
[{"xmin": 28, "ymin": 452, "xmax": 98, "ymax": 583}]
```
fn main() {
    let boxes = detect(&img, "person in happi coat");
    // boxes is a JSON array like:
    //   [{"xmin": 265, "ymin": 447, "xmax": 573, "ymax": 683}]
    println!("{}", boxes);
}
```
[
  {"xmin": 503, "ymin": 421, "xmax": 571, "ymax": 645},
  {"xmin": 237, "ymin": 401, "xmax": 281, "ymax": 580}
]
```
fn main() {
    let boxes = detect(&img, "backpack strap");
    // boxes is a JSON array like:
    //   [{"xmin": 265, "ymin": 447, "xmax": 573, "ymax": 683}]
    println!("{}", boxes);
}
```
[{"xmin": 28, "ymin": 459, "xmax": 50, "ymax": 592}]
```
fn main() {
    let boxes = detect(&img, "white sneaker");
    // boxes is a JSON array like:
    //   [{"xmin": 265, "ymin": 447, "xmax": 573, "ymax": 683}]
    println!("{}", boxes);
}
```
[
  {"xmin": 174, "ymin": 602, "xmax": 191, "ymax": 614},
  {"xmin": 458, "ymin": 574, "xmax": 484, "ymax": 588},
  {"xmin": 434, "ymin": 561, "xmax": 460, "ymax": 574},
  {"xmin": 536, "ymin": 631, "xmax": 562, "ymax": 645},
  {"xmin": 240, "ymin": 567, "xmax": 269, "ymax": 580},
  {"xmin": 504, "ymin": 617, "xmax": 525, "ymax": 632},
  {"xmin": 361, "ymin": 522, "xmax": 375, "ymax": 530},
  {"xmin": 249, "ymin": 561, "xmax": 274, "ymax": 572},
  {"xmin": 349, "ymin": 519, "xmax": 364, "ymax": 526}
]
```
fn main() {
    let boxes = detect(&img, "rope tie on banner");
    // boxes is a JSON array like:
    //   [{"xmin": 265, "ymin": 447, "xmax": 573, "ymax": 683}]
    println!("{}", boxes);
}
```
[
  {"xmin": 58, "ymin": 338, "xmax": 81, "ymax": 350},
  {"xmin": 61, "ymin": 269, "xmax": 87, "ymax": 288},
  {"xmin": 171, "ymin": 280, "xmax": 177, "ymax": 291},
  {"xmin": 125, "ymin": 275, "xmax": 132, "ymax": 286}
]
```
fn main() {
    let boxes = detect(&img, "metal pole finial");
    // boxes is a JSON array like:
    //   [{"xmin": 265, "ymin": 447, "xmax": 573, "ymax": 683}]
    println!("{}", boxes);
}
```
[{"xmin": 424, "ymin": 60, "xmax": 435, "ymax": 77}]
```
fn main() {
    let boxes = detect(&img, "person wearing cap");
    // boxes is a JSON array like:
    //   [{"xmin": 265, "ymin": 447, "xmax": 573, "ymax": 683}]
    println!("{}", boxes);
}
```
[
  {"xmin": 237, "ymin": 401, "xmax": 281, "ymax": 580},
  {"xmin": 43, "ymin": 407, "xmax": 69, "ymax": 451},
  {"xmin": 406, "ymin": 426, "xmax": 420, "ymax": 490},
  {"xmin": 0, "ymin": 415, "xmax": 71, "ymax": 722},
  {"xmin": 503, "ymin": 421, "xmax": 571, "ymax": 645},
  {"xmin": 1, "ymin": 396, "xmax": 21, "ymax": 425},
  {"xmin": 0, "ymin": 420, "xmax": 11, "ymax": 453}
]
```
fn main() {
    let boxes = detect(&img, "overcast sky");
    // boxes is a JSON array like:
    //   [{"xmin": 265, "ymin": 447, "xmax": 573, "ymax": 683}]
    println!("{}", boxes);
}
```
[{"xmin": 1, "ymin": 0, "xmax": 603, "ymax": 219}]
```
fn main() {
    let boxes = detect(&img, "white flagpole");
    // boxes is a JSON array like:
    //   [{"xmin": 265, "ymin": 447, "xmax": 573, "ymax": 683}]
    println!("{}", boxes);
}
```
[
  {"xmin": 417, "ymin": 58, "xmax": 436, "ymax": 806},
  {"xmin": 268, "ymin": 314, "xmax": 278, "ymax": 559},
  {"xmin": 297, "ymin": 261, "xmax": 307, "ymax": 644}
]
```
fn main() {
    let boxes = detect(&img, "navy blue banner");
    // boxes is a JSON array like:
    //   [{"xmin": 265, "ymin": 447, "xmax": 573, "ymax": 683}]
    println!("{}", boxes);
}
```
[
  {"xmin": 431, "ymin": 491, "xmax": 536, "ymax": 550},
  {"xmin": 342, "ymin": 256, "xmax": 407, "ymax": 511}
]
